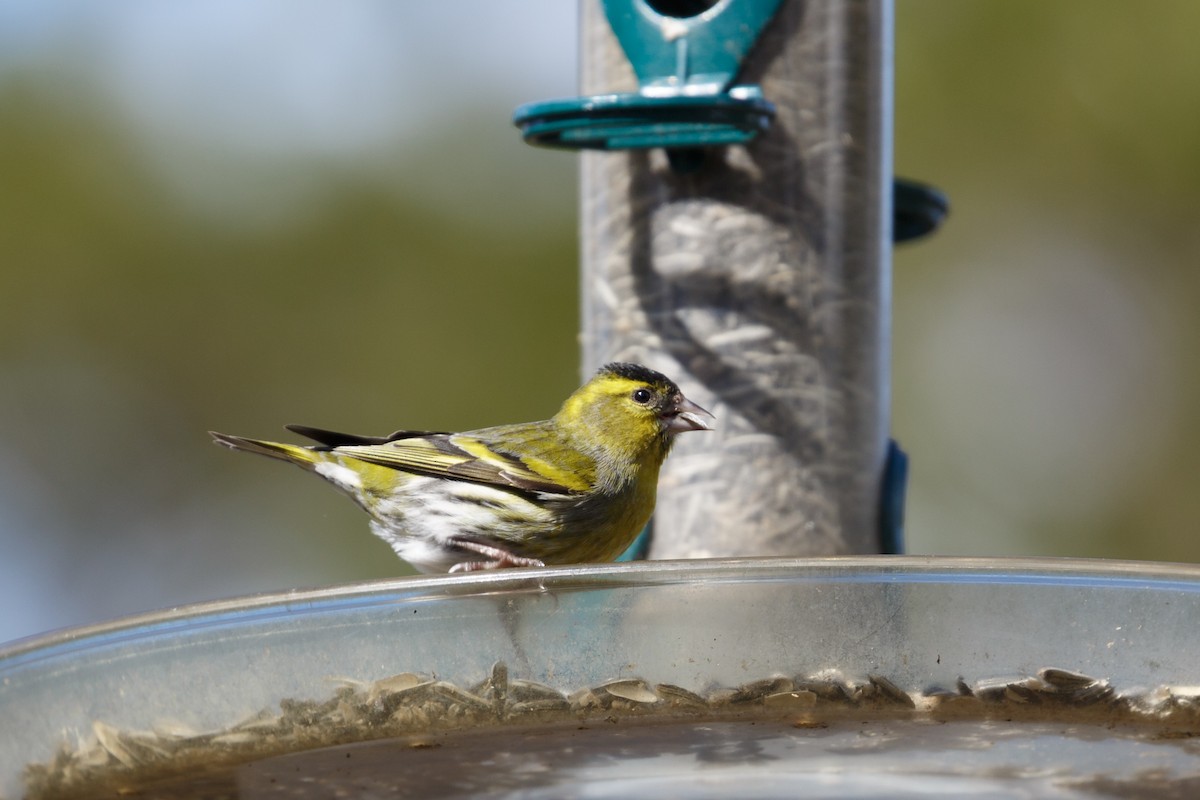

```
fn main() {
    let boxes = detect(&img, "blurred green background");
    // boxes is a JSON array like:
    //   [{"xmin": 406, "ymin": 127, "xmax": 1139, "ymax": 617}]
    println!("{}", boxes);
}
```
[{"xmin": 2, "ymin": 1, "xmax": 1198, "ymax": 643}]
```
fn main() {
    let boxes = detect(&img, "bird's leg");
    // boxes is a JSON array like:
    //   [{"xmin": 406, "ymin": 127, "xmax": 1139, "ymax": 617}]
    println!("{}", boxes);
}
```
[{"xmin": 447, "ymin": 539, "xmax": 546, "ymax": 573}]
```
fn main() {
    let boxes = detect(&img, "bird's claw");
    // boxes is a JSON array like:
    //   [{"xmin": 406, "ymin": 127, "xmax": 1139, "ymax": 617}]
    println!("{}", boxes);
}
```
[{"xmin": 447, "ymin": 539, "xmax": 545, "ymax": 573}]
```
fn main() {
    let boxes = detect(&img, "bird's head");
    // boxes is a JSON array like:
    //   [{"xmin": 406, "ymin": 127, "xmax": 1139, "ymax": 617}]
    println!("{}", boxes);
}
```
[{"xmin": 555, "ymin": 363, "xmax": 714, "ymax": 468}]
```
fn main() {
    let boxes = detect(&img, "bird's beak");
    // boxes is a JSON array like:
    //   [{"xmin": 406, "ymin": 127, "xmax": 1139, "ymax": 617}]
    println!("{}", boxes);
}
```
[{"xmin": 664, "ymin": 395, "xmax": 715, "ymax": 433}]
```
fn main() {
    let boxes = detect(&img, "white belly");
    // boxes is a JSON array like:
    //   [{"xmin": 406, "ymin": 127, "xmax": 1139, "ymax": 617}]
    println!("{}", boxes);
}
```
[{"xmin": 367, "ymin": 477, "xmax": 560, "ymax": 573}]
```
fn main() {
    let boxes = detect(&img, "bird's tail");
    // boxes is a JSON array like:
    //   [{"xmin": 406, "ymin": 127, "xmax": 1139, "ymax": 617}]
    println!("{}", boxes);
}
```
[{"xmin": 209, "ymin": 431, "xmax": 318, "ymax": 469}]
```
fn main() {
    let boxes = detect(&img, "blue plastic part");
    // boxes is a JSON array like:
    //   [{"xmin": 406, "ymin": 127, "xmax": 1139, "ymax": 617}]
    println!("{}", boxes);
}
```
[
  {"xmin": 880, "ymin": 439, "xmax": 908, "ymax": 554},
  {"xmin": 616, "ymin": 522, "xmax": 653, "ymax": 562},
  {"xmin": 514, "ymin": 0, "xmax": 783, "ymax": 153},
  {"xmin": 513, "ymin": 87, "xmax": 774, "ymax": 151},
  {"xmin": 894, "ymin": 179, "xmax": 950, "ymax": 244},
  {"xmin": 602, "ymin": 0, "xmax": 784, "ymax": 93}
]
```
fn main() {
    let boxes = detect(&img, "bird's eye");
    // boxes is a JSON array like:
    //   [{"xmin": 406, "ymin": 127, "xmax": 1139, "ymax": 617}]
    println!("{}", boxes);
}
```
[{"xmin": 632, "ymin": 388, "xmax": 653, "ymax": 404}]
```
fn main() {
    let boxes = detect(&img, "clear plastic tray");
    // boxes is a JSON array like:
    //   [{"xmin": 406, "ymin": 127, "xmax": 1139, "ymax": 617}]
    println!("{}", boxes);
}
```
[{"xmin": 4, "ymin": 556, "xmax": 1200, "ymax": 798}]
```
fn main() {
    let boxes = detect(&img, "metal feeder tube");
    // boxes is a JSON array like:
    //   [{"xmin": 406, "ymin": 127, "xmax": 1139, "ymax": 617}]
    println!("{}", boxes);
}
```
[{"xmin": 579, "ymin": 0, "xmax": 893, "ymax": 558}]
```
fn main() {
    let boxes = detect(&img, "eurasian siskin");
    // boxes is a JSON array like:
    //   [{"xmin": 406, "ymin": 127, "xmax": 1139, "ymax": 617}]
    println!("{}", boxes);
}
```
[{"xmin": 210, "ymin": 362, "xmax": 713, "ymax": 573}]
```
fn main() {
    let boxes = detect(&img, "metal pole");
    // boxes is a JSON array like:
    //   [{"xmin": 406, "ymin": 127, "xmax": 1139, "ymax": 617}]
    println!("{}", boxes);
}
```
[{"xmin": 580, "ymin": 0, "xmax": 893, "ymax": 557}]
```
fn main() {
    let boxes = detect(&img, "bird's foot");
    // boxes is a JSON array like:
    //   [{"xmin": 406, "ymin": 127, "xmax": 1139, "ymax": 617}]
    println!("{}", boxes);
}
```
[{"xmin": 447, "ymin": 540, "xmax": 545, "ymax": 573}]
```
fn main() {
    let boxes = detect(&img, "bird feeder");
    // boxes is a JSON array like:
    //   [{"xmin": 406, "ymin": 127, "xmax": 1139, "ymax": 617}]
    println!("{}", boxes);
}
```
[{"xmin": 5, "ymin": 559, "xmax": 1200, "ymax": 798}]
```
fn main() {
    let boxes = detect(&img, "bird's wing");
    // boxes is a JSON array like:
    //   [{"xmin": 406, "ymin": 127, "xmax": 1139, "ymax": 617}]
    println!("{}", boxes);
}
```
[
  {"xmin": 328, "ymin": 428, "xmax": 589, "ymax": 496},
  {"xmin": 286, "ymin": 424, "xmax": 449, "ymax": 448}
]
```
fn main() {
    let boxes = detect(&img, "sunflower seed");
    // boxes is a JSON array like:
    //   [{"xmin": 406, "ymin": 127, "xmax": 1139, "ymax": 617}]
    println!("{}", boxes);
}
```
[
  {"xmin": 509, "ymin": 698, "xmax": 572, "ymax": 715},
  {"xmin": 367, "ymin": 672, "xmax": 425, "ymax": 703},
  {"xmin": 655, "ymin": 683, "xmax": 708, "ymax": 710},
  {"xmin": 731, "ymin": 677, "xmax": 795, "ymax": 704},
  {"xmin": 868, "ymin": 674, "xmax": 915, "ymax": 708},
  {"xmin": 598, "ymin": 679, "xmax": 659, "ymax": 704},
  {"xmin": 1039, "ymin": 668, "xmax": 1098, "ymax": 690},
  {"xmin": 508, "ymin": 679, "xmax": 568, "ymax": 704},
  {"xmin": 763, "ymin": 690, "xmax": 817, "ymax": 710}
]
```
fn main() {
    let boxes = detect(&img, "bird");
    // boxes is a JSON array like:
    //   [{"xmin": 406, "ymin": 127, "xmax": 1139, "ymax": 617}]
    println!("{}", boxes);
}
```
[{"xmin": 210, "ymin": 363, "xmax": 714, "ymax": 573}]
